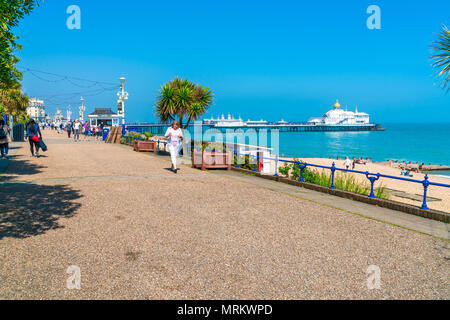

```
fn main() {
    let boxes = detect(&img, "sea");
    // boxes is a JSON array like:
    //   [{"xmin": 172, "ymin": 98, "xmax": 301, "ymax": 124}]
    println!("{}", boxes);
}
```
[
  {"xmin": 276, "ymin": 123, "xmax": 450, "ymax": 178},
  {"xmin": 191, "ymin": 123, "xmax": 450, "ymax": 178}
]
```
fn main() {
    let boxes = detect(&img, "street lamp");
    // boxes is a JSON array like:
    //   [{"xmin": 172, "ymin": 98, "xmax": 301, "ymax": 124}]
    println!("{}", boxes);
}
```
[
  {"xmin": 117, "ymin": 77, "xmax": 128, "ymax": 125},
  {"xmin": 79, "ymin": 97, "xmax": 85, "ymax": 121}
]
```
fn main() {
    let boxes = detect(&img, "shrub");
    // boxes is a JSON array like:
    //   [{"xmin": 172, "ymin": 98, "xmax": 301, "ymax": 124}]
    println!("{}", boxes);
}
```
[{"xmin": 280, "ymin": 160, "xmax": 390, "ymax": 200}]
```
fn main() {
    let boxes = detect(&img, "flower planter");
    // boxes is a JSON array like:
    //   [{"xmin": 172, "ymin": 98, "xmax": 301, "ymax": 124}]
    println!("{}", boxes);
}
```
[
  {"xmin": 133, "ymin": 140, "xmax": 157, "ymax": 152},
  {"xmin": 192, "ymin": 150, "xmax": 232, "ymax": 171}
]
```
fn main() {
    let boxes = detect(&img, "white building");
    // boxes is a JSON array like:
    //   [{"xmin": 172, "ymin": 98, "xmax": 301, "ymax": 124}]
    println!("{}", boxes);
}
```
[
  {"xmin": 27, "ymin": 98, "xmax": 46, "ymax": 123},
  {"xmin": 308, "ymin": 100, "xmax": 370, "ymax": 125},
  {"xmin": 52, "ymin": 108, "xmax": 67, "ymax": 125}
]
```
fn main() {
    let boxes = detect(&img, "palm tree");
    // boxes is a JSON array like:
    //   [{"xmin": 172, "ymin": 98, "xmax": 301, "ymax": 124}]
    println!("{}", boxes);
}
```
[
  {"xmin": 431, "ymin": 25, "xmax": 450, "ymax": 92},
  {"xmin": 155, "ymin": 77, "xmax": 214, "ymax": 128},
  {"xmin": 0, "ymin": 81, "xmax": 29, "ymax": 116}
]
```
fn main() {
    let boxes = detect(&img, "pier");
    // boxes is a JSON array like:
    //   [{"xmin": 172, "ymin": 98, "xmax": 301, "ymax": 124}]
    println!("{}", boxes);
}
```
[{"xmin": 125, "ymin": 123, "xmax": 384, "ymax": 135}]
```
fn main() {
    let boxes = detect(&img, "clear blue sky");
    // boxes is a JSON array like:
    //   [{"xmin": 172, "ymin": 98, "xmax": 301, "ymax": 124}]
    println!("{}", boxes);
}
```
[{"xmin": 15, "ymin": 0, "xmax": 450, "ymax": 123}]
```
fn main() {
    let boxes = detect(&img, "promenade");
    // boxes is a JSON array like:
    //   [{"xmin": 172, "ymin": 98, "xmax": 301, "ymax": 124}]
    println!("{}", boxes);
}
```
[{"xmin": 0, "ymin": 131, "xmax": 448, "ymax": 299}]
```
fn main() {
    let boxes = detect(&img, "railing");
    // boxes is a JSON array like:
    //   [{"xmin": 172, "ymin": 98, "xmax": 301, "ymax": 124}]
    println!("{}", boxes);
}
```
[{"xmin": 233, "ymin": 151, "xmax": 450, "ymax": 211}]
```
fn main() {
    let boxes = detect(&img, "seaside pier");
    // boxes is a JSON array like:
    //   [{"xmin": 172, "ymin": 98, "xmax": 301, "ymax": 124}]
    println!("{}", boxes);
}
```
[{"xmin": 125, "ymin": 123, "xmax": 384, "ymax": 135}]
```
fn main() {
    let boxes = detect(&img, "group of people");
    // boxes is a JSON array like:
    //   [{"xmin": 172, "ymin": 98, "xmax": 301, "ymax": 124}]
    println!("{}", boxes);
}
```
[
  {"xmin": 65, "ymin": 120, "xmax": 103, "ymax": 142},
  {"xmin": 0, "ymin": 118, "xmax": 43, "ymax": 159}
]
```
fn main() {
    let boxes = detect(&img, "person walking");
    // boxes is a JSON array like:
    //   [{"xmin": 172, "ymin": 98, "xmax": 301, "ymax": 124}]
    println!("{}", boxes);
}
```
[
  {"xmin": 344, "ymin": 157, "xmax": 351, "ymax": 170},
  {"xmin": 0, "ymin": 119, "xmax": 12, "ymax": 159},
  {"xmin": 67, "ymin": 122, "xmax": 73, "ymax": 139},
  {"xmin": 73, "ymin": 119, "xmax": 81, "ymax": 142},
  {"xmin": 83, "ymin": 122, "xmax": 90, "ymax": 140},
  {"xmin": 25, "ymin": 119, "xmax": 42, "ymax": 157},
  {"xmin": 164, "ymin": 120, "xmax": 184, "ymax": 173}
]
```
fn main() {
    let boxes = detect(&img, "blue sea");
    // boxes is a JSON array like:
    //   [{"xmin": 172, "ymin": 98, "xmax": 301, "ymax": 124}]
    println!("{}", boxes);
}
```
[
  {"xmin": 275, "ymin": 123, "xmax": 450, "ymax": 177},
  {"xmin": 190, "ymin": 123, "xmax": 450, "ymax": 176}
]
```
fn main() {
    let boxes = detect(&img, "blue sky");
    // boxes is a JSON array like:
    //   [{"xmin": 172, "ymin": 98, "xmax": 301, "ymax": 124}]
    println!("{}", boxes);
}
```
[{"xmin": 15, "ymin": 0, "xmax": 450, "ymax": 123}]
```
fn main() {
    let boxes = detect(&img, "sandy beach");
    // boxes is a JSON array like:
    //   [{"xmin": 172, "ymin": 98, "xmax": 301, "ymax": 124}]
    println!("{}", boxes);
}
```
[{"xmin": 268, "ymin": 157, "xmax": 450, "ymax": 213}]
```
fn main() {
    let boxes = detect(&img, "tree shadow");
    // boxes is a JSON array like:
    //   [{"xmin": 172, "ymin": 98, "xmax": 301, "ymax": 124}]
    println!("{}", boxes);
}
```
[
  {"xmin": 0, "ymin": 183, "xmax": 82, "ymax": 240},
  {"xmin": 0, "ymin": 155, "xmax": 46, "ymax": 183}
]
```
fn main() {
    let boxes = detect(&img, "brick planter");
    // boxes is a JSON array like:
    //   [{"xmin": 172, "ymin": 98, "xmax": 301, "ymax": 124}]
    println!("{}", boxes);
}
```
[
  {"xmin": 133, "ymin": 140, "xmax": 157, "ymax": 152},
  {"xmin": 192, "ymin": 150, "xmax": 232, "ymax": 171}
]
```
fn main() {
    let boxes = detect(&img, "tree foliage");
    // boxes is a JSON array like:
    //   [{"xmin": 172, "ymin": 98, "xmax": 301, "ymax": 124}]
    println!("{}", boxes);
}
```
[
  {"xmin": 431, "ymin": 25, "xmax": 450, "ymax": 92},
  {"xmin": 0, "ymin": 0, "xmax": 40, "ymax": 88},
  {"xmin": 0, "ymin": 81, "xmax": 29, "ymax": 115},
  {"xmin": 155, "ymin": 77, "xmax": 214, "ymax": 129}
]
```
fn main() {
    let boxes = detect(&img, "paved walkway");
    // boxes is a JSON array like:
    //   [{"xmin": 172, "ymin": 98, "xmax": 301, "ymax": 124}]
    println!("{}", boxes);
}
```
[{"xmin": 0, "ymin": 131, "xmax": 448, "ymax": 299}]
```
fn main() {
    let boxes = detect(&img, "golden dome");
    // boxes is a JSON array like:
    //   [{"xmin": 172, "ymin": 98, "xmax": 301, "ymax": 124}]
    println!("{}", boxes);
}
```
[{"xmin": 334, "ymin": 100, "xmax": 341, "ymax": 109}]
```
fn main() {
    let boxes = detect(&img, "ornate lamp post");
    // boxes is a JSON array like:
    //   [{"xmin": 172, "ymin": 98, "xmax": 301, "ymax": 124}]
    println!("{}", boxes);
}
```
[
  {"xmin": 79, "ymin": 97, "xmax": 85, "ymax": 121},
  {"xmin": 67, "ymin": 105, "xmax": 72, "ymax": 122},
  {"xmin": 117, "ymin": 77, "xmax": 128, "ymax": 125}
]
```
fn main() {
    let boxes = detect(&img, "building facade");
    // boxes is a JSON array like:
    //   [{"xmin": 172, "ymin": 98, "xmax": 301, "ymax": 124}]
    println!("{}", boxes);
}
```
[
  {"xmin": 27, "ymin": 98, "xmax": 46, "ymax": 123},
  {"xmin": 88, "ymin": 108, "xmax": 122, "ymax": 127}
]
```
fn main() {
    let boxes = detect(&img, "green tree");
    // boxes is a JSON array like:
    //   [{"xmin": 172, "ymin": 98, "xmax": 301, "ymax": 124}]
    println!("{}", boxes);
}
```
[
  {"xmin": 0, "ymin": 0, "xmax": 41, "ymax": 88},
  {"xmin": 431, "ymin": 25, "xmax": 450, "ymax": 92},
  {"xmin": 155, "ymin": 77, "xmax": 213, "ymax": 129},
  {"xmin": 0, "ymin": 81, "xmax": 29, "ymax": 120}
]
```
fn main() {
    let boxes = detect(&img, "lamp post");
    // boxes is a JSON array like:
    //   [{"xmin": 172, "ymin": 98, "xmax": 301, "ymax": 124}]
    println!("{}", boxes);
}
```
[
  {"xmin": 117, "ymin": 77, "xmax": 128, "ymax": 125},
  {"xmin": 79, "ymin": 97, "xmax": 85, "ymax": 121},
  {"xmin": 67, "ymin": 105, "xmax": 72, "ymax": 123}
]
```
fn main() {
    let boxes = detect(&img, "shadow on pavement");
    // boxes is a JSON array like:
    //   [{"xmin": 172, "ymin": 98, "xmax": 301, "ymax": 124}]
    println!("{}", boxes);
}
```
[
  {"xmin": 0, "ymin": 155, "xmax": 46, "ymax": 182},
  {"xmin": 0, "ymin": 183, "xmax": 82, "ymax": 240}
]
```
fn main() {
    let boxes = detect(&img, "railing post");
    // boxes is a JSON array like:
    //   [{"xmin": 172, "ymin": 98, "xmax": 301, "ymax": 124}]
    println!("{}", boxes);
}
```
[
  {"xmin": 330, "ymin": 162, "xmax": 336, "ymax": 189},
  {"xmin": 421, "ymin": 175, "xmax": 430, "ymax": 210},
  {"xmin": 274, "ymin": 154, "xmax": 279, "ymax": 177},
  {"xmin": 299, "ymin": 163, "xmax": 306, "ymax": 182},
  {"xmin": 253, "ymin": 155, "xmax": 257, "ymax": 173}
]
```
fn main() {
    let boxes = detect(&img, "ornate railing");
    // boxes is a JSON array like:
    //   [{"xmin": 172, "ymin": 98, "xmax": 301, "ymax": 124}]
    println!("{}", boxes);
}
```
[{"xmin": 233, "ymin": 151, "xmax": 450, "ymax": 211}]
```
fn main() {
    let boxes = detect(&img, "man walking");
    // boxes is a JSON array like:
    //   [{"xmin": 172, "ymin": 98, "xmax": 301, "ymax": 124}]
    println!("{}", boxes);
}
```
[
  {"xmin": 73, "ymin": 120, "xmax": 81, "ymax": 142},
  {"xmin": 67, "ymin": 122, "xmax": 72, "ymax": 139}
]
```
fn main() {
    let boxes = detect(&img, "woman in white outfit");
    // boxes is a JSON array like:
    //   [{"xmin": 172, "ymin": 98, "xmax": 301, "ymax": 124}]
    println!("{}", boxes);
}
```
[{"xmin": 164, "ymin": 120, "xmax": 184, "ymax": 173}]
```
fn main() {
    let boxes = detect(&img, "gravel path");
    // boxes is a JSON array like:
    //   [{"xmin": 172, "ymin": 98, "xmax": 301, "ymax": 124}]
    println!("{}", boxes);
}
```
[{"xmin": 0, "ymin": 131, "xmax": 448, "ymax": 299}]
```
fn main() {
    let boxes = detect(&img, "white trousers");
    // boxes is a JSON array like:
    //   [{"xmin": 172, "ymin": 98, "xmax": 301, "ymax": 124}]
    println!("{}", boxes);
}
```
[{"xmin": 168, "ymin": 143, "xmax": 182, "ymax": 168}]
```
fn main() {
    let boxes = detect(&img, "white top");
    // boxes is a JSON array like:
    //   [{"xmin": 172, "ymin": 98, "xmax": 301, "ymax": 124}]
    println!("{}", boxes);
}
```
[
  {"xmin": 344, "ymin": 158, "xmax": 351, "ymax": 167},
  {"xmin": 74, "ymin": 122, "xmax": 81, "ymax": 130},
  {"xmin": 165, "ymin": 127, "xmax": 184, "ymax": 146}
]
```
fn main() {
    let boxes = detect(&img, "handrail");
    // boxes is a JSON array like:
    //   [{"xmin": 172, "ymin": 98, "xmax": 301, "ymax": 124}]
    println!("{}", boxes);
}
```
[{"xmin": 232, "ymin": 151, "xmax": 450, "ymax": 211}]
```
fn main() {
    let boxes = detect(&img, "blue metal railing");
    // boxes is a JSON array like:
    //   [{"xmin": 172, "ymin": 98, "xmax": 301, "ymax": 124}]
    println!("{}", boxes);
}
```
[{"xmin": 232, "ymin": 151, "xmax": 450, "ymax": 211}]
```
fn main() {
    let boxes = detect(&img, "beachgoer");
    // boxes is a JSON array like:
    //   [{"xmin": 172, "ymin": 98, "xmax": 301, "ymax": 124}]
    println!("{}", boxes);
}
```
[
  {"xmin": 25, "ymin": 119, "xmax": 42, "ymax": 157},
  {"xmin": 164, "ymin": 120, "xmax": 184, "ymax": 173},
  {"xmin": 344, "ymin": 157, "xmax": 351, "ymax": 170},
  {"xmin": 73, "ymin": 120, "xmax": 81, "ymax": 142},
  {"xmin": 0, "ymin": 119, "xmax": 12, "ymax": 159}
]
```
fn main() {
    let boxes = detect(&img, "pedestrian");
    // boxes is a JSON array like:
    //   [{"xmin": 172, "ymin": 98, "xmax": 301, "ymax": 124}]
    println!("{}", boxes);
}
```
[
  {"xmin": 67, "ymin": 121, "xmax": 72, "ymax": 139},
  {"xmin": 25, "ymin": 119, "xmax": 42, "ymax": 157},
  {"xmin": 0, "ymin": 119, "xmax": 12, "ymax": 159},
  {"xmin": 344, "ymin": 157, "xmax": 351, "ymax": 170},
  {"xmin": 83, "ymin": 122, "xmax": 90, "ymax": 140},
  {"xmin": 73, "ymin": 120, "xmax": 81, "ymax": 142},
  {"xmin": 164, "ymin": 120, "xmax": 184, "ymax": 173}
]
